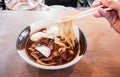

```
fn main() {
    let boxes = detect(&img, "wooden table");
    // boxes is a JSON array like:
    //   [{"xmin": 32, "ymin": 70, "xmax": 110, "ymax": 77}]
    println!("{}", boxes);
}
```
[{"xmin": 0, "ymin": 10, "xmax": 120, "ymax": 77}]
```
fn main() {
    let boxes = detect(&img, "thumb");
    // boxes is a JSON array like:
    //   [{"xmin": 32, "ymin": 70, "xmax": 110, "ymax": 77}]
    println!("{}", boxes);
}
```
[{"xmin": 101, "ymin": 0, "xmax": 120, "ymax": 10}]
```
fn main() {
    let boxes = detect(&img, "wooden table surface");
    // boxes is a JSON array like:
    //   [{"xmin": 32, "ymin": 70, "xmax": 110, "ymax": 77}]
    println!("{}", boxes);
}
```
[{"xmin": 0, "ymin": 9, "xmax": 120, "ymax": 77}]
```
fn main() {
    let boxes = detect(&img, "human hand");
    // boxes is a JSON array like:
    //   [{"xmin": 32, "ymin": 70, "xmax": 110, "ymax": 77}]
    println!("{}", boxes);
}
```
[{"xmin": 92, "ymin": 0, "xmax": 120, "ymax": 34}]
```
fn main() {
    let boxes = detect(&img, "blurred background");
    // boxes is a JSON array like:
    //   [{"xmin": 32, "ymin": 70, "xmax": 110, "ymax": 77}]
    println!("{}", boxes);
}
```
[
  {"xmin": 0, "ymin": 0, "xmax": 94, "ymax": 10},
  {"xmin": 0, "ymin": 0, "xmax": 6, "ymax": 10}
]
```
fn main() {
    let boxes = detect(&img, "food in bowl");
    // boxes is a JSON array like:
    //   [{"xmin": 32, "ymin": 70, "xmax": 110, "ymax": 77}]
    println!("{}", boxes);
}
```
[
  {"xmin": 26, "ymin": 24, "xmax": 80, "ymax": 66},
  {"xmin": 16, "ymin": 19, "xmax": 87, "ymax": 69}
]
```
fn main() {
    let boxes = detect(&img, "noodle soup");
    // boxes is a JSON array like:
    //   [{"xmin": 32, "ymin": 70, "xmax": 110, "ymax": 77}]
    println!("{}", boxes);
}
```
[
  {"xmin": 16, "ymin": 20, "xmax": 87, "ymax": 70},
  {"xmin": 26, "ymin": 25, "xmax": 80, "ymax": 66}
]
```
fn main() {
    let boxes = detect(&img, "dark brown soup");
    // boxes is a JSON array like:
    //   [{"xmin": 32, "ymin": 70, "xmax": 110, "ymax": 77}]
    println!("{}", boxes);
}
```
[{"xmin": 25, "ymin": 26, "xmax": 80, "ymax": 66}]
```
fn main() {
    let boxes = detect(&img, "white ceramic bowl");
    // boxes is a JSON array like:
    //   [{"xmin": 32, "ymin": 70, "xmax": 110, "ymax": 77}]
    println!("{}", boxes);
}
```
[{"xmin": 16, "ymin": 20, "xmax": 87, "ymax": 70}]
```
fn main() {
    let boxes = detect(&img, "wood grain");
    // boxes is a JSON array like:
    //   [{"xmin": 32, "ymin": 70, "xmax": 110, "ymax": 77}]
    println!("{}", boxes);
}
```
[{"xmin": 0, "ymin": 10, "xmax": 120, "ymax": 77}]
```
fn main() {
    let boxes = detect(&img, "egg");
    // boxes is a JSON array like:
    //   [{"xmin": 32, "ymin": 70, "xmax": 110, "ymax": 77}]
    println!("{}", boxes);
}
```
[{"xmin": 30, "ymin": 32, "xmax": 45, "ymax": 41}]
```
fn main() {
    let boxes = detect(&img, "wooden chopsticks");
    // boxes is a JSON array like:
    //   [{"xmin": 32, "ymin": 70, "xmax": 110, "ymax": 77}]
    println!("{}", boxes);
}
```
[{"xmin": 56, "ymin": 5, "xmax": 113, "ymax": 23}]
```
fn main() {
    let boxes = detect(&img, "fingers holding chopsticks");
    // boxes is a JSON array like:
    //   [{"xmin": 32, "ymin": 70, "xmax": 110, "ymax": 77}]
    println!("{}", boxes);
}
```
[
  {"xmin": 92, "ymin": 0, "xmax": 120, "ymax": 34},
  {"xmin": 92, "ymin": 0, "xmax": 120, "ymax": 18},
  {"xmin": 92, "ymin": 0, "xmax": 120, "ymax": 10}
]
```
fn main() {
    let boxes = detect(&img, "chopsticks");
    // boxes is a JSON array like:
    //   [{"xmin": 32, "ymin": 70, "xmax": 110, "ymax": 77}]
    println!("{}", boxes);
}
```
[
  {"xmin": 74, "ymin": 6, "xmax": 112, "ymax": 19},
  {"xmin": 75, "ymin": 0, "xmax": 118, "ymax": 19},
  {"xmin": 56, "ymin": 5, "xmax": 112, "ymax": 23}
]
